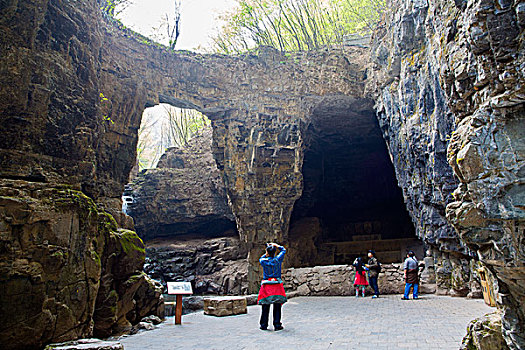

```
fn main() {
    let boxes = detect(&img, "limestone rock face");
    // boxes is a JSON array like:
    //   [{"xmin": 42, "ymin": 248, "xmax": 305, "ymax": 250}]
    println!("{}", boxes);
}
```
[
  {"xmin": 0, "ymin": 181, "xmax": 105, "ymax": 350},
  {"xmin": 368, "ymin": 0, "xmax": 525, "ymax": 347},
  {"xmin": 126, "ymin": 127, "xmax": 235, "ymax": 240},
  {"xmin": 0, "ymin": 180, "xmax": 162, "ymax": 349},
  {"xmin": 367, "ymin": 0, "xmax": 461, "ymax": 254},
  {"xmin": 93, "ymin": 229, "xmax": 164, "ymax": 338}
]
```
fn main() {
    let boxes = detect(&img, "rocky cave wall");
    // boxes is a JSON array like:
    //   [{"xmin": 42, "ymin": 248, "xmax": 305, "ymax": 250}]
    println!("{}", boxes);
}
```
[
  {"xmin": 367, "ymin": 0, "xmax": 524, "ymax": 347},
  {"xmin": 287, "ymin": 96, "xmax": 420, "ymax": 267},
  {"xmin": 1, "ymin": 0, "xmax": 524, "ymax": 349},
  {"xmin": 0, "ymin": 0, "xmax": 368, "ymax": 347}
]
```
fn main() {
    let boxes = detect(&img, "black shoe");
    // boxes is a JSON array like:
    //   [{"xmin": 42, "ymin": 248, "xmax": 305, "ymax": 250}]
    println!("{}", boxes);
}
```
[
  {"xmin": 401, "ymin": 297, "xmax": 409, "ymax": 300},
  {"xmin": 274, "ymin": 325, "xmax": 284, "ymax": 331},
  {"xmin": 260, "ymin": 326, "xmax": 267, "ymax": 330}
]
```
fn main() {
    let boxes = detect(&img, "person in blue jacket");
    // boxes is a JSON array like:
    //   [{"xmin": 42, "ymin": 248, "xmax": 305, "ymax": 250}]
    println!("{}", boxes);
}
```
[{"xmin": 257, "ymin": 242, "xmax": 287, "ymax": 331}]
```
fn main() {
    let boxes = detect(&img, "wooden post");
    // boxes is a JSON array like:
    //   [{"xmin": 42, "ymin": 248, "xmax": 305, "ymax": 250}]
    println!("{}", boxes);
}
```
[{"xmin": 175, "ymin": 294, "xmax": 183, "ymax": 325}]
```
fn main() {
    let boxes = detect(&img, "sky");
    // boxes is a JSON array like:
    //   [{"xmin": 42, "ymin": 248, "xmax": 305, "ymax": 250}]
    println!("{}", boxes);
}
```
[{"xmin": 119, "ymin": 0, "xmax": 237, "ymax": 51}]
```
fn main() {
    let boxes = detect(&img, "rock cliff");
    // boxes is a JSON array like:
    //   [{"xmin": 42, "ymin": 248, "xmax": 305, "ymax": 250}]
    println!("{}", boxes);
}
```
[
  {"xmin": 1, "ymin": 0, "xmax": 524, "ymax": 348},
  {"xmin": 367, "ymin": 0, "xmax": 524, "ymax": 347}
]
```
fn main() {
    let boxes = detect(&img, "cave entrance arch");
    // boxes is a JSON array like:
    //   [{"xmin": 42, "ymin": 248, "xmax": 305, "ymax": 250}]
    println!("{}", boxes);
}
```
[
  {"xmin": 124, "ymin": 103, "xmax": 237, "ymax": 242},
  {"xmin": 287, "ymin": 96, "xmax": 423, "ymax": 267}
]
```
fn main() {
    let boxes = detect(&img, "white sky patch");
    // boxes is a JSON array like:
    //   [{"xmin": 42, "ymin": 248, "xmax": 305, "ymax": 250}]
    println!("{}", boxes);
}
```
[{"xmin": 118, "ymin": 0, "xmax": 237, "ymax": 51}]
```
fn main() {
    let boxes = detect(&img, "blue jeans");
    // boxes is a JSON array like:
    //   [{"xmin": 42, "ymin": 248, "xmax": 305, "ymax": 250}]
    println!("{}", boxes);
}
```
[
  {"xmin": 404, "ymin": 283, "xmax": 419, "ymax": 299},
  {"xmin": 369, "ymin": 276, "xmax": 379, "ymax": 296}
]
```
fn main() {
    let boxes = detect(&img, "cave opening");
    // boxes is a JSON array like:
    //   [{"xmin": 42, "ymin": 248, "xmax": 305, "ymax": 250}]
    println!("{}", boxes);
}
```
[
  {"xmin": 288, "ymin": 97, "xmax": 422, "ymax": 267},
  {"xmin": 123, "ymin": 103, "xmax": 238, "ymax": 243}
]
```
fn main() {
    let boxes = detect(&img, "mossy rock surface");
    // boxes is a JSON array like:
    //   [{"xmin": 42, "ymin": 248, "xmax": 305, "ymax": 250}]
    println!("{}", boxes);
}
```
[{"xmin": 460, "ymin": 312, "xmax": 509, "ymax": 350}]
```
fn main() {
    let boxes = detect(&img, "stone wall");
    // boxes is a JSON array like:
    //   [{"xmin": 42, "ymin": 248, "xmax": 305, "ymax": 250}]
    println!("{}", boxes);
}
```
[
  {"xmin": 283, "ymin": 263, "xmax": 436, "ymax": 296},
  {"xmin": 367, "ymin": 0, "xmax": 525, "ymax": 347}
]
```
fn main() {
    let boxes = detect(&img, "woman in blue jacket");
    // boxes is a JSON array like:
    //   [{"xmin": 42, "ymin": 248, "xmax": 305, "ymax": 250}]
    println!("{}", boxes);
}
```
[{"xmin": 257, "ymin": 242, "xmax": 287, "ymax": 331}]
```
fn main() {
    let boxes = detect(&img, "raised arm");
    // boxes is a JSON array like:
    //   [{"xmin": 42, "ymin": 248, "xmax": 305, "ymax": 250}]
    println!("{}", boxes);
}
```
[{"xmin": 275, "ymin": 245, "xmax": 286, "ymax": 262}]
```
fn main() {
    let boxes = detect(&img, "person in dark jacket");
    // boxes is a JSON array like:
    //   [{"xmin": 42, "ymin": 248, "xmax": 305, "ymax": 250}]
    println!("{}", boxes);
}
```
[
  {"xmin": 402, "ymin": 251, "xmax": 419, "ymax": 300},
  {"xmin": 257, "ymin": 243, "xmax": 287, "ymax": 331},
  {"xmin": 365, "ymin": 250, "xmax": 380, "ymax": 298}
]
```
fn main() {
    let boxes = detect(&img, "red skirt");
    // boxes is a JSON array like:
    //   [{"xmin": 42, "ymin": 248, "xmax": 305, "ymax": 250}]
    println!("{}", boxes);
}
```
[
  {"xmin": 354, "ymin": 271, "xmax": 368, "ymax": 286},
  {"xmin": 257, "ymin": 278, "xmax": 287, "ymax": 305}
]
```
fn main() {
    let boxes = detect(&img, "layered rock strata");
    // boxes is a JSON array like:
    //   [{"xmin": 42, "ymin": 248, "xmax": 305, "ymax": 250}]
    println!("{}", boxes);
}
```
[
  {"xmin": 0, "ymin": 180, "xmax": 162, "ymax": 350},
  {"xmin": 367, "ymin": 0, "xmax": 525, "ymax": 347}
]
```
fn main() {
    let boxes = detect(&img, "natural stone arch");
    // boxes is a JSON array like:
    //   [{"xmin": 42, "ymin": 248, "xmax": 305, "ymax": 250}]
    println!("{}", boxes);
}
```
[
  {"xmin": 3, "ymin": 0, "xmax": 523, "ymax": 348},
  {"xmin": 95, "ymin": 14, "xmax": 371, "ymax": 291}
]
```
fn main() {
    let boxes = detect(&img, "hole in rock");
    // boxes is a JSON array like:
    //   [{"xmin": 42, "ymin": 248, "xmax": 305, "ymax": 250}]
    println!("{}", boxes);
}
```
[
  {"xmin": 288, "ymin": 97, "xmax": 423, "ymax": 267},
  {"xmin": 123, "ymin": 104, "xmax": 237, "ymax": 242}
]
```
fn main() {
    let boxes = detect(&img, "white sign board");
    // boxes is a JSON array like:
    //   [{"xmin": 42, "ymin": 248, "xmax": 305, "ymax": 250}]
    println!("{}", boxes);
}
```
[{"xmin": 167, "ymin": 282, "xmax": 193, "ymax": 295}]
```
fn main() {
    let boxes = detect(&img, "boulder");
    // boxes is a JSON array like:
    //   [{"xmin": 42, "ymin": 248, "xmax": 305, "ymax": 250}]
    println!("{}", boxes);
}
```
[{"xmin": 461, "ymin": 312, "xmax": 509, "ymax": 350}]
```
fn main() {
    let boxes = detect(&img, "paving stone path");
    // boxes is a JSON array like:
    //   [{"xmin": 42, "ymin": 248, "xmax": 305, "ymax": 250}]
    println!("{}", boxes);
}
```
[{"xmin": 120, "ymin": 295, "xmax": 492, "ymax": 350}]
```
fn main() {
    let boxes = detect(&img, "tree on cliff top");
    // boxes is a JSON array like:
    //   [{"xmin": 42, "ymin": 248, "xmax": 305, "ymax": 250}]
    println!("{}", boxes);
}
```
[
  {"xmin": 137, "ymin": 105, "xmax": 210, "ymax": 170},
  {"xmin": 210, "ymin": 0, "xmax": 385, "ymax": 54},
  {"xmin": 102, "ymin": 0, "xmax": 133, "ymax": 17}
]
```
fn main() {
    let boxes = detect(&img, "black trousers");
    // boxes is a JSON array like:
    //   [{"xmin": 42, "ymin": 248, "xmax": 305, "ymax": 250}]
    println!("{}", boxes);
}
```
[{"xmin": 260, "ymin": 303, "xmax": 282, "ymax": 328}]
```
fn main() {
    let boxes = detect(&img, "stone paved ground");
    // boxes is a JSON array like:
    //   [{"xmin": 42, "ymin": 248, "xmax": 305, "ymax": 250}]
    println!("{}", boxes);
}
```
[{"xmin": 120, "ymin": 295, "xmax": 492, "ymax": 350}]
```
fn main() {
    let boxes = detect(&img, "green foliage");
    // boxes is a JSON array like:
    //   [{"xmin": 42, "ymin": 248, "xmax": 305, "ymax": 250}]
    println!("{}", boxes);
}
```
[
  {"xmin": 99, "ymin": 92, "xmax": 115, "ymax": 125},
  {"xmin": 101, "ymin": 0, "xmax": 132, "ymax": 17},
  {"xmin": 210, "ymin": 0, "xmax": 385, "ymax": 54},
  {"xmin": 136, "ymin": 106, "xmax": 210, "ymax": 170}
]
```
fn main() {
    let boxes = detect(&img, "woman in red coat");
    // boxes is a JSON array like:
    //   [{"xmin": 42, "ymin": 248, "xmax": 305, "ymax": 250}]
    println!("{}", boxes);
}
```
[{"xmin": 353, "ymin": 257, "xmax": 369, "ymax": 297}]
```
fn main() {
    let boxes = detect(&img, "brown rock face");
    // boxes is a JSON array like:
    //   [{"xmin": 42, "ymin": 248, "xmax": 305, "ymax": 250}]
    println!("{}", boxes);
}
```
[
  {"xmin": 0, "ymin": 180, "xmax": 161, "ymax": 349},
  {"xmin": 0, "ymin": 181, "xmax": 104, "ymax": 350}
]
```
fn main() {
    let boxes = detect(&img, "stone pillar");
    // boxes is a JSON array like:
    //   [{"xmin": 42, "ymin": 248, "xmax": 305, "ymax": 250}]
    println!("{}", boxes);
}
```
[{"xmin": 211, "ymin": 112, "xmax": 305, "ymax": 293}]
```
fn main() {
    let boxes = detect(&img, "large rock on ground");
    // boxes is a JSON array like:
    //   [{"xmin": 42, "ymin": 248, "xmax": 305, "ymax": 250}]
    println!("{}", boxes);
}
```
[{"xmin": 461, "ymin": 312, "xmax": 510, "ymax": 350}]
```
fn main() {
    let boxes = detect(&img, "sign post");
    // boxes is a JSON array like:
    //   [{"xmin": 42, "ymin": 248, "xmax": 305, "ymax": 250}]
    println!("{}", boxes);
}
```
[{"xmin": 167, "ymin": 282, "xmax": 193, "ymax": 325}]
